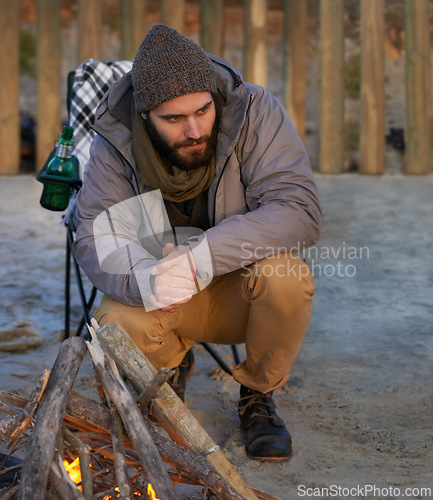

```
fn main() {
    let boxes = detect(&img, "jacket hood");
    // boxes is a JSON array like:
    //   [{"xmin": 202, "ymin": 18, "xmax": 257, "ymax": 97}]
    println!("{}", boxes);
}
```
[
  {"xmin": 92, "ymin": 71, "xmax": 135, "ymax": 163},
  {"xmin": 208, "ymin": 54, "xmax": 251, "ymax": 160}
]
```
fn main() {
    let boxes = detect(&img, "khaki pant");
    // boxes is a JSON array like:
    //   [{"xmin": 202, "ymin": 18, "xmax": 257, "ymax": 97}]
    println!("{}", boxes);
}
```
[{"xmin": 94, "ymin": 253, "xmax": 315, "ymax": 393}]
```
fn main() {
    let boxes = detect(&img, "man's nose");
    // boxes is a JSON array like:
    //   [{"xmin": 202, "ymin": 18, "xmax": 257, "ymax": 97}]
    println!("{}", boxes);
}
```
[{"xmin": 184, "ymin": 117, "xmax": 201, "ymax": 140}]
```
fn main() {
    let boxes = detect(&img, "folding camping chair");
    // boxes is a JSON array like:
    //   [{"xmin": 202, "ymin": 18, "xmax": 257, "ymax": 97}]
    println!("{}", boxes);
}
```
[{"xmin": 37, "ymin": 58, "xmax": 240, "ymax": 375}]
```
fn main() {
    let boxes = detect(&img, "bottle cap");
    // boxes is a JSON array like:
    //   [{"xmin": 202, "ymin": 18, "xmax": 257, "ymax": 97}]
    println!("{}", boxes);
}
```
[{"xmin": 61, "ymin": 126, "xmax": 74, "ymax": 144}]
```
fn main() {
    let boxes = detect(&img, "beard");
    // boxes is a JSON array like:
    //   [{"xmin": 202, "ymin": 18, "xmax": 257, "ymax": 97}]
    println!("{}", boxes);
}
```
[{"xmin": 145, "ymin": 109, "xmax": 219, "ymax": 172}]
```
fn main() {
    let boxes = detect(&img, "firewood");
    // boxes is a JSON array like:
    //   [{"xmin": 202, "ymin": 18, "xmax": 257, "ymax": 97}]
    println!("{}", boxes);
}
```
[
  {"xmin": 137, "ymin": 367, "xmax": 174, "ymax": 412},
  {"xmin": 147, "ymin": 426, "xmax": 245, "ymax": 500},
  {"xmin": 63, "ymin": 357, "xmax": 245, "ymax": 498},
  {"xmin": 78, "ymin": 428, "xmax": 244, "ymax": 500},
  {"xmin": 249, "ymin": 488, "xmax": 284, "ymax": 500},
  {"xmin": 0, "ymin": 400, "xmax": 17, "ymax": 417},
  {"xmin": 108, "ymin": 402, "xmax": 132, "ymax": 500},
  {"xmin": 0, "ymin": 484, "xmax": 20, "ymax": 500},
  {"xmin": 0, "ymin": 408, "xmax": 18, "ymax": 443},
  {"xmin": 1, "ymin": 388, "xmax": 280, "ymax": 499},
  {"xmin": 0, "ymin": 392, "xmax": 30, "ymax": 411},
  {"xmin": 86, "ymin": 332, "xmax": 179, "ymax": 500},
  {"xmin": 18, "ymin": 336, "xmax": 87, "ymax": 500},
  {"xmin": 1, "ymin": 330, "xmax": 278, "ymax": 499},
  {"xmin": 62, "ymin": 427, "xmax": 93, "ymax": 500},
  {"xmin": 95, "ymin": 321, "xmax": 258, "ymax": 500},
  {"xmin": 11, "ymin": 370, "xmax": 49, "ymax": 446},
  {"xmin": 0, "ymin": 370, "xmax": 49, "ymax": 446},
  {"xmin": 66, "ymin": 391, "xmax": 111, "ymax": 432}
]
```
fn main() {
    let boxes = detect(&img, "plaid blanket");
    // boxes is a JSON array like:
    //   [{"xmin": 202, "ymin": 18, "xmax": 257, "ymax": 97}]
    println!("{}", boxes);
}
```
[{"xmin": 69, "ymin": 58, "xmax": 133, "ymax": 176}]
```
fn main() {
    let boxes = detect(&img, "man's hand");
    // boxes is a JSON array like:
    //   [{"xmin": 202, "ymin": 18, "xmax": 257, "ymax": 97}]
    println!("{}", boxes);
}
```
[{"xmin": 149, "ymin": 243, "xmax": 198, "ymax": 312}]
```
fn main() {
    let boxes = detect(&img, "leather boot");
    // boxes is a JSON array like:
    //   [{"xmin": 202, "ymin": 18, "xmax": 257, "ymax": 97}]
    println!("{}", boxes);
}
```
[{"xmin": 237, "ymin": 385, "xmax": 293, "ymax": 460}]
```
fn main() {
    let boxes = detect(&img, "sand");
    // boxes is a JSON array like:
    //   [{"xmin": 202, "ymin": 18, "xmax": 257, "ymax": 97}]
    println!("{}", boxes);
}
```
[{"xmin": 1, "ymin": 173, "xmax": 432, "ymax": 499}]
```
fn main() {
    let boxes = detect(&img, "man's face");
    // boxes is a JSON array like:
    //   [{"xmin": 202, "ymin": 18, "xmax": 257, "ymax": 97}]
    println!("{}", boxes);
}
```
[{"xmin": 142, "ymin": 92, "xmax": 218, "ymax": 171}]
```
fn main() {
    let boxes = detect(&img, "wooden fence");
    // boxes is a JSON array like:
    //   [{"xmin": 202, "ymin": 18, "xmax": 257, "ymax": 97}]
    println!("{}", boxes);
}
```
[{"xmin": 0, "ymin": 0, "xmax": 431, "ymax": 175}]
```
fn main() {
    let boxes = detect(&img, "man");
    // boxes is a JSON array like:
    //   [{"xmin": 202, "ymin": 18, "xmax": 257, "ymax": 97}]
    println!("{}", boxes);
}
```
[{"xmin": 73, "ymin": 24, "xmax": 321, "ymax": 461}]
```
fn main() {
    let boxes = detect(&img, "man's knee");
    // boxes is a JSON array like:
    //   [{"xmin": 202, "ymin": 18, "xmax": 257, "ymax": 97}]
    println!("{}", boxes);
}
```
[
  {"xmin": 94, "ymin": 295, "xmax": 133, "ymax": 328},
  {"xmin": 248, "ymin": 253, "xmax": 315, "ymax": 299},
  {"xmin": 94, "ymin": 295, "xmax": 163, "ymax": 350},
  {"xmin": 94, "ymin": 294, "xmax": 193, "ymax": 370}
]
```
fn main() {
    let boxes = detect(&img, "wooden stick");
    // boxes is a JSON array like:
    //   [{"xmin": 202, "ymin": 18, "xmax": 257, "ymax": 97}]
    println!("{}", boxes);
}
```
[
  {"xmin": 0, "ymin": 400, "xmax": 18, "ymax": 417},
  {"xmin": 63, "ymin": 427, "xmax": 93, "ymax": 500},
  {"xmin": 55, "ymin": 428, "xmax": 64, "ymax": 470},
  {"xmin": 108, "ymin": 402, "xmax": 132, "ymax": 500},
  {"xmin": 11, "ymin": 370, "xmax": 50, "ymax": 445},
  {"xmin": 66, "ymin": 391, "xmax": 111, "ymax": 432},
  {"xmin": 0, "ymin": 370, "xmax": 49, "ymax": 446},
  {"xmin": 85, "ymin": 332, "xmax": 179, "ymax": 500},
  {"xmin": 94, "ymin": 367, "xmax": 109, "ymax": 406},
  {"xmin": 18, "ymin": 336, "xmax": 87, "ymax": 500},
  {"xmin": 0, "ymin": 410, "xmax": 18, "ymax": 443},
  {"xmin": 137, "ymin": 367, "xmax": 174, "ymax": 412},
  {"xmin": 95, "ymin": 321, "xmax": 258, "ymax": 500},
  {"xmin": 0, "ymin": 484, "xmax": 20, "ymax": 500},
  {"xmin": 91, "ymin": 365, "xmax": 130, "ymax": 498},
  {"xmin": 147, "ymin": 426, "xmax": 244, "ymax": 500}
]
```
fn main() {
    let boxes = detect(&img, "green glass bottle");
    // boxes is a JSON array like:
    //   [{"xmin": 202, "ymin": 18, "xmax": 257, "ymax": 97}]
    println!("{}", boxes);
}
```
[{"xmin": 40, "ymin": 126, "xmax": 76, "ymax": 211}]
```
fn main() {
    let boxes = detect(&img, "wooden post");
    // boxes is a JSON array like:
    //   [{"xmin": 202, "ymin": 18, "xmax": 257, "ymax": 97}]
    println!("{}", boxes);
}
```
[
  {"xmin": 78, "ymin": 0, "xmax": 101, "ymax": 65},
  {"xmin": 160, "ymin": 0, "xmax": 185, "ymax": 33},
  {"xmin": 360, "ymin": 0, "xmax": 385, "ymax": 174},
  {"xmin": 121, "ymin": 0, "xmax": 148, "ymax": 61},
  {"xmin": 0, "ymin": 1, "xmax": 20, "ymax": 174},
  {"xmin": 36, "ymin": 0, "xmax": 62, "ymax": 172},
  {"xmin": 319, "ymin": 0, "xmax": 344, "ymax": 174},
  {"xmin": 404, "ymin": 0, "xmax": 431, "ymax": 175},
  {"xmin": 243, "ymin": 0, "xmax": 268, "ymax": 87},
  {"xmin": 200, "ymin": 0, "xmax": 224, "ymax": 57},
  {"xmin": 283, "ymin": 0, "xmax": 307, "ymax": 143}
]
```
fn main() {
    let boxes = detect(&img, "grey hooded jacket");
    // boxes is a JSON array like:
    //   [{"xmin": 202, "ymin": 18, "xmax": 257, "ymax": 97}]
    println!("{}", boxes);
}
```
[{"xmin": 73, "ymin": 54, "xmax": 322, "ymax": 307}]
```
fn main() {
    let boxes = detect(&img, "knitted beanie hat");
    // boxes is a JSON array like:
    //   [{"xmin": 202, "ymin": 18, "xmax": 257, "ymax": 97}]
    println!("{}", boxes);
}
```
[{"xmin": 132, "ymin": 24, "xmax": 217, "ymax": 113}]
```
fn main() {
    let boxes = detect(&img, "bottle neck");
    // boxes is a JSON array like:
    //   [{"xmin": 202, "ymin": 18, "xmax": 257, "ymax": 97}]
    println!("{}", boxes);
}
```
[{"xmin": 56, "ymin": 143, "xmax": 73, "ymax": 158}]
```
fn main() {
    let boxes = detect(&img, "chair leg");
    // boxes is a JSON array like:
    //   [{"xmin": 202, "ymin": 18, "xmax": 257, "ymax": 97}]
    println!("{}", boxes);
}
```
[
  {"xmin": 64, "ymin": 228, "xmax": 71, "ymax": 340},
  {"xmin": 66, "ymin": 226, "xmax": 92, "ymax": 339},
  {"xmin": 231, "ymin": 344, "xmax": 240, "ymax": 365},
  {"xmin": 76, "ymin": 285, "xmax": 98, "ymax": 337},
  {"xmin": 200, "ymin": 342, "xmax": 233, "ymax": 375}
]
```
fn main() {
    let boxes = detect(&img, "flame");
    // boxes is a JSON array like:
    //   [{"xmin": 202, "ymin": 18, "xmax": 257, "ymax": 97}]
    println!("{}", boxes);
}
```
[
  {"xmin": 147, "ymin": 483, "xmax": 160, "ymax": 500},
  {"xmin": 63, "ymin": 456, "xmax": 151, "ymax": 499},
  {"xmin": 102, "ymin": 486, "xmax": 120, "ymax": 499},
  {"xmin": 102, "ymin": 486, "xmax": 143, "ymax": 499},
  {"xmin": 63, "ymin": 457, "xmax": 82, "ymax": 491}
]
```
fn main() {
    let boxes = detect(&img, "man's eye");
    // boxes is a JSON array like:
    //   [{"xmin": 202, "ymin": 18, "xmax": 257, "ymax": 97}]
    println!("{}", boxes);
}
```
[
  {"xmin": 197, "ymin": 107, "xmax": 208, "ymax": 115},
  {"xmin": 167, "ymin": 116, "xmax": 180, "ymax": 122}
]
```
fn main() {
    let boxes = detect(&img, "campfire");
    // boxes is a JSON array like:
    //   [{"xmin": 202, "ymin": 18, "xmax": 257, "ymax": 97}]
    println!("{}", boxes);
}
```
[
  {"xmin": 62, "ymin": 455, "xmax": 159, "ymax": 498},
  {"xmin": 0, "ymin": 321, "xmax": 280, "ymax": 499}
]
